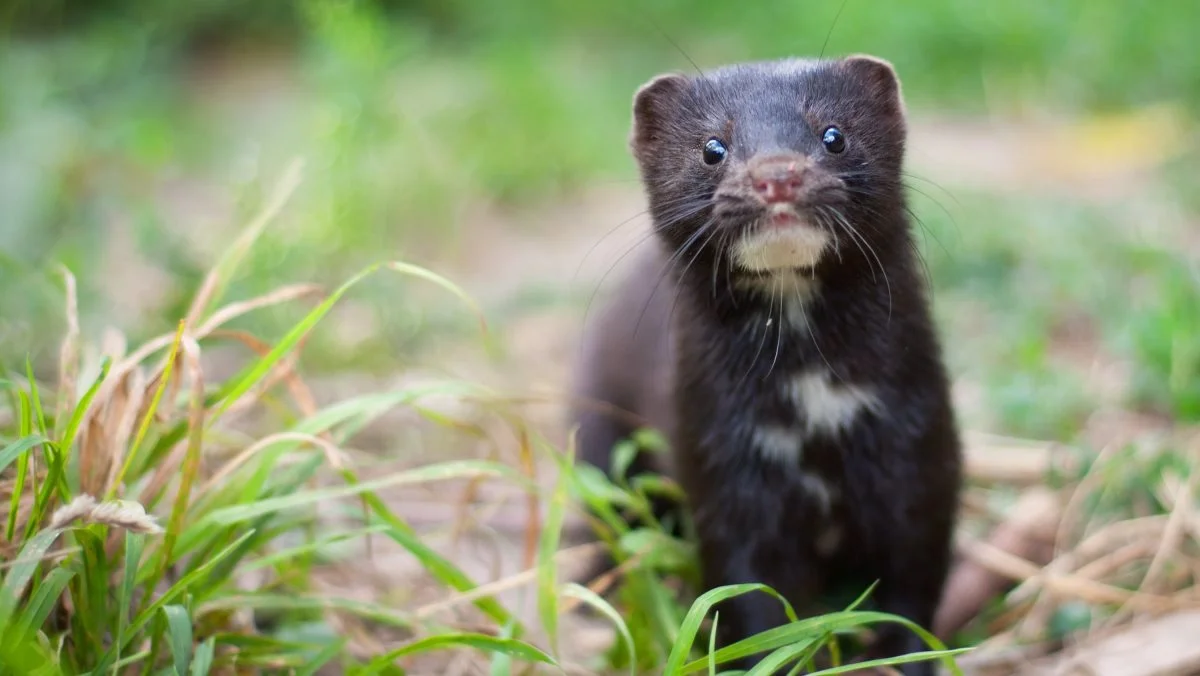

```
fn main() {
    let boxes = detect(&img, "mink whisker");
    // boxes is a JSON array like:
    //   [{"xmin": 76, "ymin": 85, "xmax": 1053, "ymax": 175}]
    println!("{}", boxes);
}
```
[
  {"xmin": 814, "ymin": 206, "xmax": 844, "ymax": 264},
  {"xmin": 583, "ymin": 199, "xmax": 712, "ymax": 340},
  {"xmin": 831, "ymin": 206, "xmax": 894, "ymax": 326},
  {"xmin": 765, "ymin": 279, "xmax": 785, "ymax": 380},
  {"xmin": 669, "ymin": 215, "xmax": 725, "ymax": 329},
  {"xmin": 633, "ymin": 214, "xmax": 716, "ymax": 339}
]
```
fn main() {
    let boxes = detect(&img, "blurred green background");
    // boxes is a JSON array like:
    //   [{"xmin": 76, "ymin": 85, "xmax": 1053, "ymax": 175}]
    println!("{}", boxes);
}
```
[{"xmin": 2, "ymin": 0, "xmax": 1198, "ymax": 440}]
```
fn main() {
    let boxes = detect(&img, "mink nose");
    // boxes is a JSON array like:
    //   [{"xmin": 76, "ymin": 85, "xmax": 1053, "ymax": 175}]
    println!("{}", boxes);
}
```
[{"xmin": 750, "ymin": 159, "xmax": 804, "ymax": 204}]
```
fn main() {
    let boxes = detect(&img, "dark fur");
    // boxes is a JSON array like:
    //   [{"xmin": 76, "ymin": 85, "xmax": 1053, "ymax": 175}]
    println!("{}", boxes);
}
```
[{"xmin": 570, "ymin": 55, "xmax": 962, "ymax": 674}]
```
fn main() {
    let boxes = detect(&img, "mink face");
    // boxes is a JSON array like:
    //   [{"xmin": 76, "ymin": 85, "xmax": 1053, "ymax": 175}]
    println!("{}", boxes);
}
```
[{"xmin": 630, "ymin": 56, "xmax": 908, "ymax": 283}]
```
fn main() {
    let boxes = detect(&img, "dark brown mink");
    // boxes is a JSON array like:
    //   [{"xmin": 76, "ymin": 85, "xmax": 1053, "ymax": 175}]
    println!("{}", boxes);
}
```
[{"xmin": 568, "ymin": 54, "xmax": 963, "ymax": 674}]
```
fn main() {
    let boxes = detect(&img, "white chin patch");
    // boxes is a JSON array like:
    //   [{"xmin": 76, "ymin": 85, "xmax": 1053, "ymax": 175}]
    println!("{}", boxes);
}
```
[{"xmin": 732, "ymin": 220, "xmax": 830, "ymax": 272}]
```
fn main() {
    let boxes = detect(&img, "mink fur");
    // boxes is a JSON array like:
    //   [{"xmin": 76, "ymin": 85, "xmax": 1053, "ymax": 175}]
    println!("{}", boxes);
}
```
[{"xmin": 569, "ymin": 55, "xmax": 962, "ymax": 674}]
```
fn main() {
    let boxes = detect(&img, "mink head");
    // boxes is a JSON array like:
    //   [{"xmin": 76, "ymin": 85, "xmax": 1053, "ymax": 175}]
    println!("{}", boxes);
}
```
[{"xmin": 629, "ymin": 55, "xmax": 908, "ymax": 278}]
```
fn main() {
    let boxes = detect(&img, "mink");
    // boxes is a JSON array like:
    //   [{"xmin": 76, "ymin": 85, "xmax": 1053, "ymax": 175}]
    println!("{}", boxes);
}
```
[{"xmin": 568, "ymin": 54, "xmax": 962, "ymax": 674}]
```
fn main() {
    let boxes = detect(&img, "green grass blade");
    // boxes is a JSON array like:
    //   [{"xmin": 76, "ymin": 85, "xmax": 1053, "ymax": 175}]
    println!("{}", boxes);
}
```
[
  {"xmin": 2, "ymin": 565, "xmax": 75, "ymax": 650},
  {"xmin": 488, "ymin": 620, "xmax": 518, "ymax": 676},
  {"xmin": 304, "ymin": 384, "xmax": 484, "ymax": 437},
  {"xmin": 24, "ymin": 442, "xmax": 66, "ymax": 541},
  {"xmin": 212, "ymin": 260, "xmax": 486, "ymax": 420},
  {"xmin": 207, "ymin": 263, "xmax": 379, "ymax": 417},
  {"xmin": 108, "ymin": 650, "xmax": 151, "ymax": 671},
  {"xmin": 201, "ymin": 632, "xmax": 351, "ymax": 670},
  {"xmin": 0, "ymin": 526, "xmax": 67, "ymax": 635},
  {"xmin": 185, "ymin": 382, "xmax": 487, "ymax": 522},
  {"xmin": 118, "ymin": 530, "xmax": 256, "ymax": 653},
  {"xmin": 350, "ymin": 479, "xmax": 517, "ymax": 629},
  {"xmin": 162, "ymin": 605, "xmax": 193, "ymax": 675},
  {"xmin": 663, "ymin": 583, "xmax": 799, "ymax": 675},
  {"xmin": 184, "ymin": 521, "xmax": 272, "ymax": 600},
  {"xmin": 58, "ymin": 357, "xmax": 111, "ymax": 462},
  {"xmin": 560, "ymin": 583, "xmax": 637, "ymax": 676},
  {"xmin": 0, "ymin": 630, "xmax": 64, "ymax": 676},
  {"xmin": 189, "ymin": 637, "xmax": 215, "ymax": 676},
  {"xmin": 679, "ymin": 614, "xmax": 849, "ymax": 674},
  {"xmin": 743, "ymin": 639, "xmax": 822, "ymax": 676},
  {"xmin": 108, "ymin": 321, "xmax": 185, "ymax": 500},
  {"xmin": 69, "ymin": 527, "xmax": 110, "ymax": 662},
  {"xmin": 26, "ymin": 358, "xmax": 49, "ymax": 439},
  {"xmin": 536, "ymin": 438, "xmax": 572, "ymax": 657},
  {"xmin": 807, "ymin": 648, "xmax": 973, "ymax": 675},
  {"xmin": 5, "ymin": 392, "xmax": 35, "ymax": 540},
  {"xmin": 361, "ymin": 633, "xmax": 558, "ymax": 673},
  {"xmin": 112, "ymin": 532, "xmax": 145, "ymax": 672},
  {"xmin": 0, "ymin": 434, "xmax": 47, "ymax": 475},
  {"xmin": 383, "ymin": 261, "xmax": 487, "ymax": 334},
  {"xmin": 679, "ymin": 610, "xmax": 961, "ymax": 675},
  {"xmin": 294, "ymin": 639, "xmax": 348, "ymax": 676},
  {"xmin": 738, "ymin": 581, "xmax": 881, "ymax": 675},
  {"xmin": 185, "ymin": 157, "xmax": 305, "ymax": 325},
  {"xmin": 708, "ymin": 612, "xmax": 719, "ymax": 676},
  {"xmin": 6, "ymin": 449, "xmax": 29, "ymax": 542},
  {"xmin": 238, "ymin": 524, "xmax": 389, "ymax": 574},
  {"xmin": 842, "ymin": 581, "xmax": 878, "ymax": 612},
  {"xmin": 201, "ymin": 460, "xmax": 519, "ymax": 527},
  {"xmin": 173, "ymin": 451, "xmax": 327, "ymax": 563},
  {"xmin": 197, "ymin": 593, "xmax": 413, "ymax": 629},
  {"xmin": 784, "ymin": 631, "xmax": 832, "ymax": 675},
  {"xmin": 147, "ymin": 363, "xmax": 207, "ymax": 622}
]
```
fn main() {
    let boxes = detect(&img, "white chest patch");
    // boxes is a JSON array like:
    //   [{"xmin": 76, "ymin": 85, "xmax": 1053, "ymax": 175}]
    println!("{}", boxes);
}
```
[
  {"xmin": 799, "ymin": 470, "xmax": 837, "ymax": 514},
  {"xmin": 750, "ymin": 424, "xmax": 805, "ymax": 463},
  {"xmin": 737, "ymin": 270, "xmax": 819, "ymax": 332},
  {"xmin": 782, "ymin": 294, "xmax": 811, "ymax": 332},
  {"xmin": 788, "ymin": 370, "xmax": 883, "ymax": 436},
  {"xmin": 732, "ymin": 222, "xmax": 830, "ymax": 273}
]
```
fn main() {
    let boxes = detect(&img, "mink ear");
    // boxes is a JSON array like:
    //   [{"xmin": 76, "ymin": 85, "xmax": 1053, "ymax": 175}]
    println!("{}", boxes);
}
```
[
  {"xmin": 842, "ymin": 54, "xmax": 905, "ymax": 117},
  {"xmin": 630, "ymin": 72, "xmax": 690, "ymax": 161}
]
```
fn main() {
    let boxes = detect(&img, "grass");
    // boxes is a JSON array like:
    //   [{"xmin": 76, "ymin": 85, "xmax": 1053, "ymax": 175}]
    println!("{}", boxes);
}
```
[{"xmin": 0, "ymin": 164, "xmax": 967, "ymax": 674}]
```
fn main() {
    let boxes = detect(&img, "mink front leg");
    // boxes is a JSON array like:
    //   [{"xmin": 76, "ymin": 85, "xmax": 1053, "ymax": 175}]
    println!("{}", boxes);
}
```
[
  {"xmin": 701, "ymin": 546, "xmax": 788, "ymax": 671},
  {"xmin": 696, "ymin": 519, "xmax": 822, "ymax": 672},
  {"xmin": 864, "ymin": 500, "xmax": 956, "ymax": 674},
  {"xmin": 863, "ymin": 585, "xmax": 942, "ymax": 676}
]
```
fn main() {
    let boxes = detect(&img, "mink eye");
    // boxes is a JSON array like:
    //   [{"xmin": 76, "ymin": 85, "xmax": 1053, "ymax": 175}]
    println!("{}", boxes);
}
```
[
  {"xmin": 702, "ymin": 138, "xmax": 728, "ymax": 165},
  {"xmin": 821, "ymin": 126, "xmax": 846, "ymax": 154}
]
